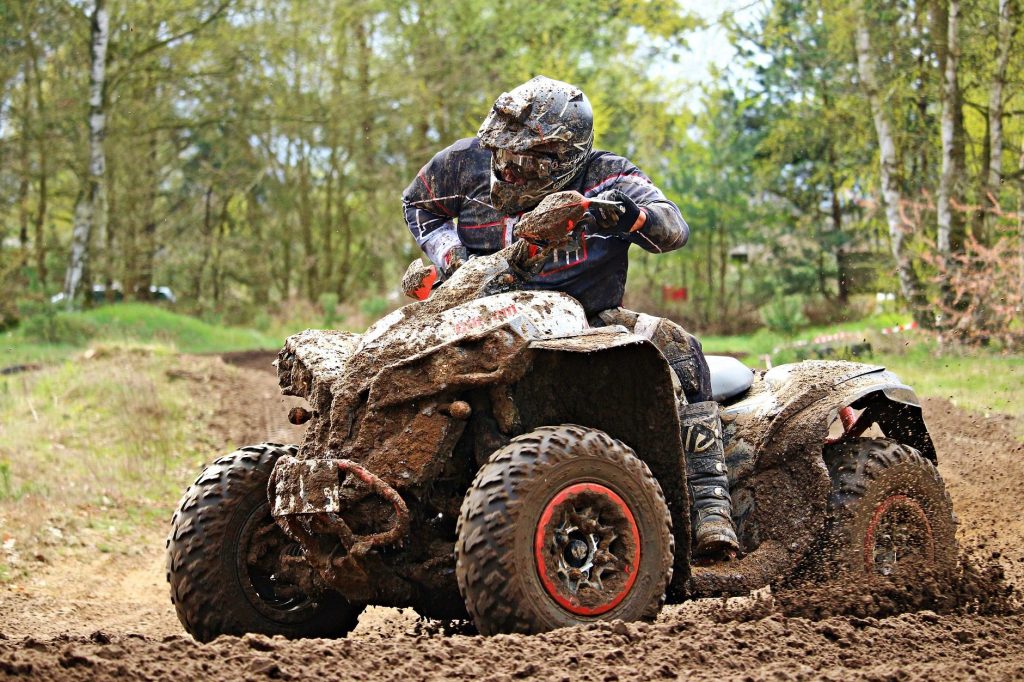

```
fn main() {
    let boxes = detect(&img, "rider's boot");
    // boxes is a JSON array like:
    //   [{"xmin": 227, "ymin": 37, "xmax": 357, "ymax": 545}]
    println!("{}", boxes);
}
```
[{"xmin": 680, "ymin": 400, "xmax": 739, "ymax": 559}]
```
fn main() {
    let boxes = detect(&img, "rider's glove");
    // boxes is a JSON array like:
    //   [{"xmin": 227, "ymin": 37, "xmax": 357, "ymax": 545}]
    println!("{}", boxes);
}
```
[
  {"xmin": 440, "ymin": 245, "xmax": 469, "ymax": 279},
  {"xmin": 402, "ymin": 259, "xmax": 438, "ymax": 300},
  {"xmin": 589, "ymin": 189, "xmax": 645, "ymax": 234}
]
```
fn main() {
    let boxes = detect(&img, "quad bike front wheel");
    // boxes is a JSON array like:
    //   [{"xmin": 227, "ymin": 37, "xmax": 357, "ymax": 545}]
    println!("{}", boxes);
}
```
[
  {"xmin": 820, "ymin": 437, "xmax": 957, "ymax": 578},
  {"xmin": 166, "ymin": 443, "xmax": 363, "ymax": 642},
  {"xmin": 456, "ymin": 425, "xmax": 674, "ymax": 635}
]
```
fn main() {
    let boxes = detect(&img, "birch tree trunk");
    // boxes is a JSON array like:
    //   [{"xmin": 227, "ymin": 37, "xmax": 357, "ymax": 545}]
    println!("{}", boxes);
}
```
[
  {"xmin": 30, "ymin": 35, "xmax": 49, "ymax": 287},
  {"xmin": 853, "ymin": 3, "xmax": 925, "ymax": 320},
  {"xmin": 937, "ymin": 0, "xmax": 961, "ymax": 256},
  {"xmin": 985, "ymin": 0, "xmax": 1014, "ymax": 232},
  {"xmin": 1018, "ymin": 150, "xmax": 1023, "ymax": 309},
  {"xmin": 63, "ymin": 0, "xmax": 109, "ymax": 308},
  {"xmin": 17, "ymin": 55, "xmax": 31, "ymax": 252}
]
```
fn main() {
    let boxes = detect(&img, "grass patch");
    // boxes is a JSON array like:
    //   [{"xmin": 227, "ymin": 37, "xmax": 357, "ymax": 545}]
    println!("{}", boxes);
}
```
[
  {"xmin": 0, "ymin": 348, "xmax": 200, "ymax": 503},
  {"xmin": 0, "ymin": 347, "xmax": 217, "ymax": 574},
  {"xmin": 2, "ymin": 303, "xmax": 281, "ymax": 367},
  {"xmin": 0, "ymin": 459, "xmax": 12, "ymax": 500},
  {"xmin": 79, "ymin": 305, "xmax": 279, "ymax": 353},
  {"xmin": 701, "ymin": 312, "xmax": 907, "ymax": 359},
  {"xmin": 874, "ymin": 345, "xmax": 1024, "ymax": 420},
  {"xmin": 708, "ymin": 317, "xmax": 1024, "ymax": 421}
]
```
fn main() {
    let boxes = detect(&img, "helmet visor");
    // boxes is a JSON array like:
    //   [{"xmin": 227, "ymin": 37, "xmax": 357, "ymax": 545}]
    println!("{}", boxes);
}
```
[{"xmin": 493, "ymin": 148, "xmax": 554, "ymax": 184}]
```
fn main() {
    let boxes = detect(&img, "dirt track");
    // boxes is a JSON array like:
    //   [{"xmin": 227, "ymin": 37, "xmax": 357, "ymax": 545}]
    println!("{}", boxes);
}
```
[{"xmin": 1, "ymin": 355, "xmax": 1022, "ymax": 680}]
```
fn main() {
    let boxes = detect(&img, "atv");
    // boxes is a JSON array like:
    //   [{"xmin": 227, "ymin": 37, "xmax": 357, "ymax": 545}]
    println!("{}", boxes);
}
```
[{"xmin": 166, "ymin": 191, "xmax": 956, "ymax": 641}]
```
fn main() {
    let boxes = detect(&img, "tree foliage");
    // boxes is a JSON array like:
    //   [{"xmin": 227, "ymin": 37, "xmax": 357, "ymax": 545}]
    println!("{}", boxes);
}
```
[
  {"xmin": 0, "ymin": 0, "xmax": 697, "ymax": 319},
  {"xmin": 635, "ymin": 0, "xmax": 1024, "ymax": 336},
  {"xmin": 1, "ymin": 0, "xmax": 1022, "ymax": 342}
]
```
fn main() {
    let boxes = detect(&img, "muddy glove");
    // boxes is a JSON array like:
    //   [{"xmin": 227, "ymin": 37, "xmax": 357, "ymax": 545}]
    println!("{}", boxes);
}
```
[
  {"xmin": 440, "ymin": 244, "xmax": 469, "ymax": 279},
  {"xmin": 402, "ymin": 258, "xmax": 438, "ymax": 300},
  {"xmin": 589, "ymin": 189, "xmax": 644, "ymax": 234}
]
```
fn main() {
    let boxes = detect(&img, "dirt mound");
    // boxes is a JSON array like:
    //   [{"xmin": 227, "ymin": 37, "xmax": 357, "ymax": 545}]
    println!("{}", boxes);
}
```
[
  {"xmin": 922, "ymin": 396, "xmax": 1024, "ymax": 586},
  {"xmin": 2, "ymin": 362, "xmax": 1024, "ymax": 679},
  {"xmin": 169, "ymin": 352, "xmax": 304, "ymax": 447}
]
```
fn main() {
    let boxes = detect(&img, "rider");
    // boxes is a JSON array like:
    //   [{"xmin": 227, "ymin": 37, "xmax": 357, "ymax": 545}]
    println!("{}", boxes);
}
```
[{"xmin": 401, "ymin": 75, "xmax": 738, "ymax": 559}]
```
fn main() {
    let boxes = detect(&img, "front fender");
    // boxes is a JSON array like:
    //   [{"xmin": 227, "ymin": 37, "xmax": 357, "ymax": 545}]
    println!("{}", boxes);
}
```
[
  {"xmin": 512, "ymin": 334, "xmax": 692, "ymax": 597},
  {"xmin": 276, "ymin": 328, "xmax": 361, "ymax": 399}
]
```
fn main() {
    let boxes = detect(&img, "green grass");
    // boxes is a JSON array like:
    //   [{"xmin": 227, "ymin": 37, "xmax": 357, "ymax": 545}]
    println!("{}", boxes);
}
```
[
  {"xmin": 2, "ymin": 303, "xmax": 281, "ymax": 366},
  {"xmin": 0, "ymin": 459, "xmax": 12, "ymax": 500},
  {"xmin": 0, "ymin": 348, "xmax": 219, "ymax": 573},
  {"xmin": 0, "ymin": 340, "xmax": 79, "ymax": 366},
  {"xmin": 875, "ymin": 346, "xmax": 1024, "ymax": 420},
  {"xmin": 706, "ymin": 316, "xmax": 1024, "ymax": 421},
  {"xmin": 701, "ymin": 312, "xmax": 908, "ymax": 359},
  {"xmin": 79, "ymin": 304, "xmax": 279, "ymax": 352},
  {"xmin": 0, "ymin": 349, "xmax": 201, "ymax": 503}
]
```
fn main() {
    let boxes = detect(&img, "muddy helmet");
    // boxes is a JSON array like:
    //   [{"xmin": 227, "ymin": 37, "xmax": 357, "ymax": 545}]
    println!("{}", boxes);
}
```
[{"xmin": 478, "ymin": 75, "xmax": 594, "ymax": 214}]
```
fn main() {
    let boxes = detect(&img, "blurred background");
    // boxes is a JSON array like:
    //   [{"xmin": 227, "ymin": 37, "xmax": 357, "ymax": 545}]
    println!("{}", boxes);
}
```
[{"xmin": 1, "ymin": 0, "xmax": 1022, "ymax": 352}]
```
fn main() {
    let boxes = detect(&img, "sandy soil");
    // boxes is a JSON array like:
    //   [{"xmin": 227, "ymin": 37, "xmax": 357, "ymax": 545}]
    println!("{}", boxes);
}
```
[{"xmin": 1, "ymin": 354, "xmax": 1022, "ymax": 680}]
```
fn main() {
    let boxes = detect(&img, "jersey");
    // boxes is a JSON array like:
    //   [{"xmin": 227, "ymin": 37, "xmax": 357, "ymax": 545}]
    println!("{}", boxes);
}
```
[{"xmin": 402, "ymin": 137, "xmax": 688, "ymax": 315}]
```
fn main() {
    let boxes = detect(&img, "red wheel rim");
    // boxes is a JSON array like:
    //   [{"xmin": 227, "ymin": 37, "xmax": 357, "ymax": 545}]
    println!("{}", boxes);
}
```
[
  {"xmin": 533, "ymin": 483, "xmax": 641, "ymax": 616},
  {"xmin": 863, "ymin": 494, "xmax": 935, "ymax": 574}
]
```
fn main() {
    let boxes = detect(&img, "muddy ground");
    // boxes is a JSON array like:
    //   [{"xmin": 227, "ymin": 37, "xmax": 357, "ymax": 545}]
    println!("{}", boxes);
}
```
[{"xmin": 1, "ymin": 353, "xmax": 1023, "ymax": 680}]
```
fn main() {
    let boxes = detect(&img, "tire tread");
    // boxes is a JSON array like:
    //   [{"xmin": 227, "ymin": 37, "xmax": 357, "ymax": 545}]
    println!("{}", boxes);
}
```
[
  {"xmin": 455, "ymin": 424, "xmax": 673, "ymax": 635},
  {"xmin": 820, "ymin": 437, "xmax": 957, "ymax": 575},
  {"xmin": 166, "ymin": 443, "xmax": 359, "ymax": 641}
]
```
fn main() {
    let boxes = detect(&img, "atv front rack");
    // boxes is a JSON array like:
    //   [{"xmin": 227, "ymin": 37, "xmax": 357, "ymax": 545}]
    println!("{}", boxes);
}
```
[{"xmin": 268, "ymin": 456, "xmax": 411, "ymax": 601}]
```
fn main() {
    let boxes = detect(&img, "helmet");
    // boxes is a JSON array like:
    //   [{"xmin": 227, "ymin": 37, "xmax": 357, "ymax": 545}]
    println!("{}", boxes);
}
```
[{"xmin": 478, "ymin": 76, "xmax": 594, "ymax": 214}]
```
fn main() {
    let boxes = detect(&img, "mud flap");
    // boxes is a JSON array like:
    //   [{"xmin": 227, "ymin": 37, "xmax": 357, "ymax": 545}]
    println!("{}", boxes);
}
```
[
  {"xmin": 268, "ymin": 455, "xmax": 412, "ymax": 603},
  {"xmin": 270, "ymin": 457, "xmax": 343, "ymax": 516},
  {"xmin": 268, "ymin": 455, "xmax": 409, "ymax": 547}
]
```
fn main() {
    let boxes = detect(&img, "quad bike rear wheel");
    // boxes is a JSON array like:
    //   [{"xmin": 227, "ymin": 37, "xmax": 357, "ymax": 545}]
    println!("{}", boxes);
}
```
[
  {"xmin": 456, "ymin": 425, "xmax": 673, "ymax": 635},
  {"xmin": 820, "ymin": 437, "xmax": 957, "ymax": 578},
  {"xmin": 166, "ymin": 443, "xmax": 363, "ymax": 642}
]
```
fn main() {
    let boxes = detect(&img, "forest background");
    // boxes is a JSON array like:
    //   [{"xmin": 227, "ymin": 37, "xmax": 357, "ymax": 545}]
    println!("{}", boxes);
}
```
[{"xmin": 1, "ymin": 0, "xmax": 1022, "ymax": 347}]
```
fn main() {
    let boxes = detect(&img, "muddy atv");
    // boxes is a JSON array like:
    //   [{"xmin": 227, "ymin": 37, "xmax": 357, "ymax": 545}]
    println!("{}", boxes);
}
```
[{"xmin": 166, "ymin": 192, "xmax": 956, "ymax": 641}]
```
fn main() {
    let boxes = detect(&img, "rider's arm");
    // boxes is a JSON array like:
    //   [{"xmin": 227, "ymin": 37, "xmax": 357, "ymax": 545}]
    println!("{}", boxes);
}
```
[
  {"xmin": 587, "ymin": 157, "xmax": 689, "ymax": 254},
  {"xmin": 402, "ymin": 144, "xmax": 466, "ymax": 271},
  {"xmin": 630, "ymin": 196, "xmax": 689, "ymax": 254}
]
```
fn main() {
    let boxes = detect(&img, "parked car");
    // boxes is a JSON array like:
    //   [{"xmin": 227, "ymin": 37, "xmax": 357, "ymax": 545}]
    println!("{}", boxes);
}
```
[{"xmin": 50, "ymin": 284, "xmax": 176, "ymax": 305}]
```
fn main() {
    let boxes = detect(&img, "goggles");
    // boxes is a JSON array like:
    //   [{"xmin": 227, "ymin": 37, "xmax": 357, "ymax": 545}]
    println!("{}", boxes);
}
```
[{"xmin": 493, "ymin": 148, "xmax": 556, "ymax": 182}]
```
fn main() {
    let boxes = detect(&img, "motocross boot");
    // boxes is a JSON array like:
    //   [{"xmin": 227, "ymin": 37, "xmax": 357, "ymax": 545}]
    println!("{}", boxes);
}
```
[{"xmin": 680, "ymin": 400, "xmax": 739, "ymax": 559}]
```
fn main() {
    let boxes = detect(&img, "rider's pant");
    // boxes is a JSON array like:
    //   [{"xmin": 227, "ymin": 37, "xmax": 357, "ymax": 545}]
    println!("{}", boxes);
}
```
[{"xmin": 594, "ymin": 308, "xmax": 712, "ymax": 404}]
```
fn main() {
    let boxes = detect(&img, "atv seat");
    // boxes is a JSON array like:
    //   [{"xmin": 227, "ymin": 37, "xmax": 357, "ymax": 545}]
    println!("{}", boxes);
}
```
[{"xmin": 705, "ymin": 355, "xmax": 754, "ymax": 402}]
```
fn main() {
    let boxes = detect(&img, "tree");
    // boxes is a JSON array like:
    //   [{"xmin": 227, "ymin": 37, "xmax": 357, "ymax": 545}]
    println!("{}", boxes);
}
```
[
  {"xmin": 983, "ymin": 0, "xmax": 1016, "ymax": 237},
  {"xmin": 937, "ymin": 0, "xmax": 964, "ymax": 259},
  {"xmin": 852, "ymin": 0, "xmax": 927, "ymax": 320},
  {"xmin": 63, "ymin": 0, "xmax": 109, "ymax": 308}
]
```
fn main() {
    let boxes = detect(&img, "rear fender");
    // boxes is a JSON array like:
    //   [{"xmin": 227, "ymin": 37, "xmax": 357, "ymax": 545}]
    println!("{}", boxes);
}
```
[
  {"xmin": 759, "ymin": 369, "xmax": 936, "ymax": 463},
  {"xmin": 848, "ymin": 386, "xmax": 936, "ymax": 461},
  {"xmin": 512, "ymin": 336, "xmax": 691, "ymax": 593},
  {"xmin": 698, "ymin": 364, "xmax": 933, "ymax": 596}
]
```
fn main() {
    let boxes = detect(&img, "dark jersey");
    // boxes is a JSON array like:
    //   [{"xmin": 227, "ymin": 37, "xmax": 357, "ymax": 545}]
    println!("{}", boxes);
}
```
[{"xmin": 402, "ymin": 137, "xmax": 688, "ymax": 315}]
